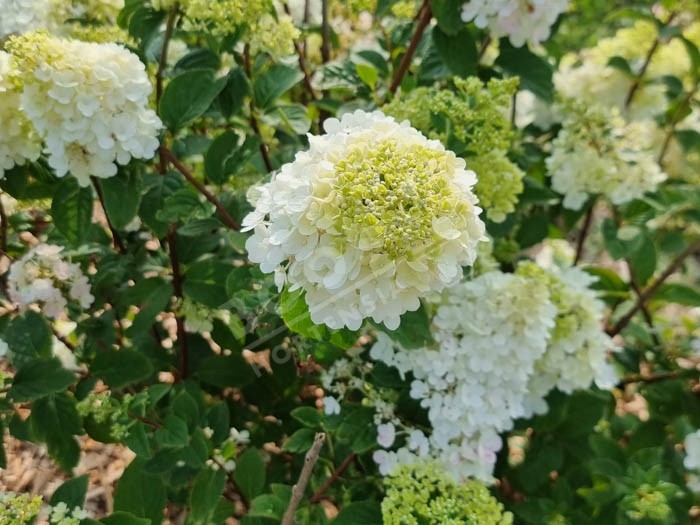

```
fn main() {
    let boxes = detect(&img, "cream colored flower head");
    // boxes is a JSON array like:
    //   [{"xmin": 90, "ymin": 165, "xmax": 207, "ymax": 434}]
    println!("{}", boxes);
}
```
[{"xmin": 244, "ymin": 110, "xmax": 486, "ymax": 330}]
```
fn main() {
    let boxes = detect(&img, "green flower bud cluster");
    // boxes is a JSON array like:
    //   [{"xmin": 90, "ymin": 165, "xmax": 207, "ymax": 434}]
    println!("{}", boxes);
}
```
[
  {"xmin": 76, "ymin": 391, "xmax": 131, "ymax": 440},
  {"xmin": 619, "ymin": 483, "xmax": 678, "ymax": 524},
  {"xmin": 383, "ymin": 78, "xmax": 523, "ymax": 223},
  {"xmin": 333, "ymin": 139, "xmax": 471, "ymax": 258},
  {"xmin": 0, "ymin": 493, "xmax": 42, "ymax": 525},
  {"xmin": 381, "ymin": 462, "xmax": 513, "ymax": 525}
]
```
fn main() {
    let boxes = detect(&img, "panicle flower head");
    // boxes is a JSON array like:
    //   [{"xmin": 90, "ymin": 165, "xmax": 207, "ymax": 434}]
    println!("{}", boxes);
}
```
[
  {"xmin": 381, "ymin": 462, "xmax": 513, "ymax": 525},
  {"xmin": 0, "ymin": 0, "xmax": 52, "ymax": 38},
  {"xmin": 685, "ymin": 429, "xmax": 700, "ymax": 471},
  {"xmin": 0, "ymin": 492, "xmax": 42, "ymax": 525},
  {"xmin": 370, "ymin": 271, "xmax": 556, "ymax": 480},
  {"xmin": 383, "ymin": 78, "xmax": 523, "ymax": 223},
  {"xmin": 461, "ymin": 0, "xmax": 570, "ymax": 47},
  {"xmin": 546, "ymin": 102, "xmax": 665, "ymax": 210},
  {"xmin": 0, "ymin": 51, "xmax": 42, "ymax": 179},
  {"xmin": 6, "ymin": 31, "xmax": 161, "ymax": 186},
  {"xmin": 243, "ymin": 110, "xmax": 486, "ymax": 330},
  {"xmin": 7, "ymin": 243, "xmax": 94, "ymax": 319},
  {"xmin": 516, "ymin": 262, "xmax": 617, "ymax": 415}
]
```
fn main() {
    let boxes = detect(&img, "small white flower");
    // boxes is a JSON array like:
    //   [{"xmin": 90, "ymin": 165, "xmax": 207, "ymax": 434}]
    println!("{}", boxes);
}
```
[
  {"xmin": 322, "ymin": 396, "xmax": 341, "ymax": 416},
  {"xmin": 684, "ymin": 430, "xmax": 700, "ymax": 471},
  {"xmin": 377, "ymin": 423, "xmax": 396, "ymax": 448}
]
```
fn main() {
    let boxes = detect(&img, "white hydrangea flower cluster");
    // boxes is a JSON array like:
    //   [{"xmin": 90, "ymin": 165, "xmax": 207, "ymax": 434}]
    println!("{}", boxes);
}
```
[
  {"xmin": 0, "ymin": 51, "xmax": 42, "ymax": 179},
  {"xmin": 244, "ymin": 110, "xmax": 485, "ymax": 330},
  {"xmin": 460, "ymin": 0, "xmax": 570, "ymax": 47},
  {"xmin": 546, "ymin": 103, "xmax": 665, "ymax": 210},
  {"xmin": 370, "ymin": 271, "xmax": 556, "ymax": 481},
  {"xmin": 516, "ymin": 263, "xmax": 617, "ymax": 416},
  {"xmin": 0, "ymin": 0, "xmax": 51, "ymax": 39},
  {"xmin": 7, "ymin": 32, "xmax": 161, "ymax": 186},
  {"xmin": 684, "ymin": 429, "xmax": 700, "ymax": 493},
  {"xmin": 7, "ymin": 244, "xmax": 94, "ymax": 319},
  {"xmin": 366, "ymin": 266, "xmax": 616, "ymax": 481}
]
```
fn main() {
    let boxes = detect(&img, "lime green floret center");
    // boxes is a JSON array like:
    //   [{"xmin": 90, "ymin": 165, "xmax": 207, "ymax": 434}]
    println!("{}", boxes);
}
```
[{"xmin": 332, "ymin": 139, "xmax": 469, "ymax": 258}]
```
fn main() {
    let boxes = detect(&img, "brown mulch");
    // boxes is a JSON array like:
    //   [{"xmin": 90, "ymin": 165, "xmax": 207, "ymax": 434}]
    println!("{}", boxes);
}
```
[{"xmin": 1, "ymin": 433, "xmax": 135, "ymax": 521}]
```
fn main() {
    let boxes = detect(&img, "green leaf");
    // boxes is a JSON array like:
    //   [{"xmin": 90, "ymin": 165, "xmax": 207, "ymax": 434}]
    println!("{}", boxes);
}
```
[
  {"xmin": 139, "ymin": 172, "xmax": 183, "ymax": 236},
  {"xmin": 125, "ymin": 278, "xmax": 172, "ymax": 337},
  {"xmin": 281, "ymin": 428, "xmax": 316, "ymax": 453},
  {"xmin": 189, "ymin": 468, "xmax": 226, "ymax": 525},
  {"xmin": 183, "ymin": 260, "xmax": 233, "ymax": 308},
  {"xmin": 280, "ymin": 288, "xmax": 327, "ymax": 340},
  {"xmin": 98, "ymin": 170, "xmax": 143, "ymax": 230},
  {"xmin": 205, "ymin": 130, "xmax": 239, "ymax": 184},
  {"xmin": 10, "ymin": 358, "xmax": 76, "ymax": 402},
  {"xmin": 114, "ymin": 458, "xmax": 166, "ymax": 524},
  {"xmin": 196, "ymin": 354, "xmax": 255, "ymax": 389},
  {"xmin": 379, "ymin": 302, "xmax": 433, "ymax": 349},
  {"xmin": 333, "ymin": 501, "xmax": 382, "ymax": 525},
  {"xmin": 174, "ymin": 48, "xmax": 221, "ymax": 72},
  {"xmin": 30, "ymin": 393, "xmax": 81, "ymax": 471},
  {"xmin": 50, "ymin": 475, "xmax": 89, "ymax": 509},
  {"xmin": 253, "ymin": 64, "xmax": 304, "ymax": 110},
  {"xmin": 355, "ymin": 63, "xmax": 378, "ymax": 89},
  {"xmin": 157, "ymin": 188, "xmax": 215, "ymax": 223},
  {"xmin": 4, "ymin": 311, "xmax": 52, "ymax": 368},
  {"xmin": 274, "ymin": 104, "xmax": 311, "ymax": 135},
  {"xmin": 628, "ymin": 233, "xmax": 657, "ymax": 284},
  {"xmin": 154, "ymin": 415, "xmax": 189, "ymax": 448},
  {"xmin": 248, "ymin": 494, "xmax": 287, "ymax": 520},
  {"xmin": 91, "ymin": 349, "xmax": 154, "ymax": 389},
  {"xmin": 51, "ymin": 177, "xmax": 93, "ymax": 246},
  {"xmin": 496, "ymin": 39, "xmax": 554, "ymax": 101},
  {"xmin": 291, "ymin": 407, "xmax": 322, "ymax": 429},
  {"xmin": 101, "ymin": 512, "xmax": 151, "ymax": 525},
  {"xmin": 432, "ymin": 26, "xmax": 477, "ymax": 78},
  {"xmin": 431, "ymin": 0, "xmax": 464, "ymax": 35},
  {"xmin": 652, "ymin": 283, "xmax": 700, "ymax": 306},
  {"xmin": 160, "ymin": 69, "xmax": 227, "ymax": 131},
  {"xmin": 218, "ymin": 67, "xmax": 249, "ymax": 118},
  {"xmin": 233, "ymin": 449, "xmax": 266, "ymax": 501}
]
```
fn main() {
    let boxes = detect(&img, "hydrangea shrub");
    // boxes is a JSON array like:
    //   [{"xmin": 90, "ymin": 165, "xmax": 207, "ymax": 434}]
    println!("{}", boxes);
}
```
[{"xmin": 0, "ymin": 0, "xmax": 699, "ymax": 524}]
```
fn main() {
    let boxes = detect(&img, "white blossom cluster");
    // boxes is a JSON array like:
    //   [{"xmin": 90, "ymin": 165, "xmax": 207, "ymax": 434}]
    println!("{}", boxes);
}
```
[
  {"xmin": 7, "ymin": 32, "xmax": 161, "ymax": 186},
  {"xmin": 0, "ymin": 51, "xmax": 42, "ymax": 179},
  {"xmin": 48, "ymin": 502, "xmax": 90, "ymax": 525},
  {"xmin": 366, "ymin": 266, "xmax": 616, "ymax": 481},
  {"xmin": 460, "ymin": 0, "xmax": 570, "ymax": 47},
  {"xmin": 546, "ymin": 103, "xmax": 665, "ymax": 210},
  {"xmin": 516, "ymin": 263, "xmax": 617, "ymax": 416},
  {"xmin": 685, "ymin": 430, "xmax": 700, "ymax": 493},
  {"xmin": 0, "ymin": 0, "xmax": 51, "ymax": 39},
  {"xmin": 244, "ymin": 110, "xmax": 485, "ymax": 330},
  {"xmin": 7, "ymin": 244, "xmax": 94, "ymax": 319}
]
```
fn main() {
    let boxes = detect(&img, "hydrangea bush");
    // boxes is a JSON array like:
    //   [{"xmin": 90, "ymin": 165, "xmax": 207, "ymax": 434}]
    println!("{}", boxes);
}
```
[{"xmin": 0, "ymin": 0, "xmax": 699, "ymax": 524}]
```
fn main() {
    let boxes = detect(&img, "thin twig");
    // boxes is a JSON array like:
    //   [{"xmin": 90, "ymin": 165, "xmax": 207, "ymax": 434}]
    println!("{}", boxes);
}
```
[
  {"xmin": 160, "ymin": 147, "xmax": 240, "ymax": 231},
  {"xmin": 243, "ymin": 46, "xmax": 274, "ymax": 173},
  {"xmin": 574, "ymin": 204, "xmax": 594, "ymax": 265},
  {"xmin": 166, "ymin": 224, "xmax": 188, "ymax": 381},
  {"xmin": 388, "ymin": 0, "xmax": 432, "ymax": 96},
  {"xmin": 91, "ymin": 176, "xmax": 126, "ymax": 253},
  {"xmin": 283, "ymin": 2, "xmax": 319, "ymax": 101},
  {"xmin": 607, "ymin": 238, "xmax": 700, "ymax": 337},
  {"xmin": 617, "ymin": 370, "xmax": 694, "ymax": 386},
  {"xmin": 624, "ymin": 13, "xmax": 675, "ymax": 109},
  {"xmin": 627, "ymin": 272, "xmax": 663, "ymax": 349},
  {"xmin": 477, "ymin": 35, "xmax": 492, "ymax": 62},
  {"xmin": 156, "ymin": 7, "xmax": 178, "ymax": 105},
  {"xmin": 658, "ymin": 87, "xmax": 697, "ymax": 165},
  {"xmin": 51, "ymin": 325, "xmax": 76, "ymax": 352},
  {"xmin": 320, "ymin": 0, "xmax": 331, "ymax": 64},
  {"xmin": 309, "ymin": 452, "xmax": 356, "ymax": 503},
  {"xmin": 210, "ymin": 456, "xmax": 250, "ymax": 512},
  {"xmin": 281, "ymin": 433, "xmax": 326, "ymax": 525}
]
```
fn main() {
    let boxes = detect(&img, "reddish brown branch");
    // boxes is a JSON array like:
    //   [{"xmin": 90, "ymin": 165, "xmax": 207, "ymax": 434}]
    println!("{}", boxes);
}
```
[
  {"xmin": 281, "ymin": 433, "xmax": 326, "ymax": 525},
  {"xmin": 156, "ymin": 8, "xmax": 178, "ymax": 105},
  {"xmin": 573, "ymin": 204, "xmax": 594, "ymax": 266},
  {"xmin": 160, "ymin": 147, "xmax": 240, "ymax": 231},
  {"xmin": 309, "ymin": 452, "xmax": 356, "ymax": 503},
  {"xmin": 243, "ymin": 46, "xmax": 274, "ymax": 173},
  {"xmin": 388, "ymin": 0, "xmax": 432, "ymax": 96},
  {"xmin": 607, "ymin": 238, "xmax": 700, "ymax": 337}
]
